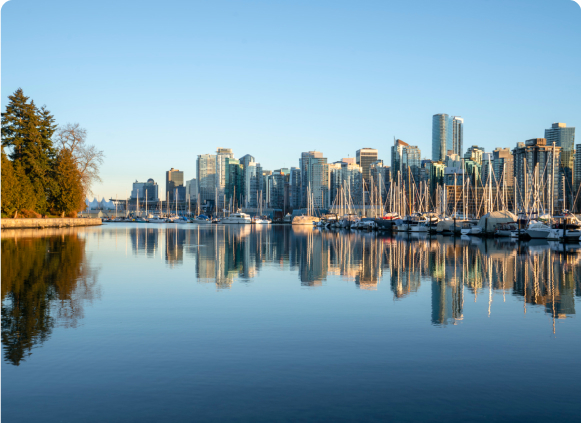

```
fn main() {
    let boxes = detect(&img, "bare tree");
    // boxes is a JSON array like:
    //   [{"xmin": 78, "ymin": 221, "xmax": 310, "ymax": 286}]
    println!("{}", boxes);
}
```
[{"xmin": 55, "ymin": 123, "xmax": 104, "ymax": 196}]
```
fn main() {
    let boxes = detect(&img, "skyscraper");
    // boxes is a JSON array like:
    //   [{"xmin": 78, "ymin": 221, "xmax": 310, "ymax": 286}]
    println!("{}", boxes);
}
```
[
  {"xmin": 289, "ymin": 167, "xmax": 301, "ymax": 210},
  {"xmin": 391, "ymin": 139, "xmax": 421, "ymax": 188},
  {"xmin": 197, "ymin": 154, "xmax": 216, "ymax": 206},
  {"xmin": 513, "ymin": 138, "xmax": 560, "ymax": 213},
  {"xmin": 307, "ymin": 155, "xmax": 329, "ymax": 208},
  {"xmin": 452, "ymin": 116, "xmax": 464, "ymax": 157},
  {"xmin": 432, "ymin": 113, "xmax": 453, "ymax": 161},
  {"xmin": 545, "ymin": 123, "xmax": 576, "ymax": 207},
  {"xmin": 166, "ymin": 168, "xmax": 184, "ymax": 203},
  {"xmin": 131, "ymin": 178, "xmax": 159, "ymax": 201},
  {"xmin": 356, "ymin": 148, "xmax": 378, "ymax": 184},
  {"xmin": 299, "ymin": 151, "xmax": 324, "ymax": 208},
  {"xmin": 492, "ymin": 148, "xmax": 514, "ymax": 187}
]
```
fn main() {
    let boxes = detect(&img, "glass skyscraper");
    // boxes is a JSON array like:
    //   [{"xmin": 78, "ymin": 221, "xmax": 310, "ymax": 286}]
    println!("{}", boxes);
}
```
[
  {"xmin": 432, "ymin": 114, "xmax": 453, "ymax": 161},
  {"xmin": 391, "ymin": 139, "xmax": 421, "ymax": 189},
  {"xmin": 452, "ymin": 116, "xmax": 464, "ymax": 157},
  {"xmin": 545, "ymin": 123, "xmax": 576, "ymax": 208},
  {"xmin": 356, "ymin": 148, "xmax": 378, "ymax": 184}
]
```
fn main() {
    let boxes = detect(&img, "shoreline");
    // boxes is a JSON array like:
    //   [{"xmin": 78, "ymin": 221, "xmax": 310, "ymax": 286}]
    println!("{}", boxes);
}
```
[{"xmin": 1, "ymin": 218, "xmax": 102, "ymax": 230}]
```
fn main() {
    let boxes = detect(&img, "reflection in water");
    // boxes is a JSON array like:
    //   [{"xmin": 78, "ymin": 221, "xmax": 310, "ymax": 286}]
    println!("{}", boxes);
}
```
[
  {"xmin": 125, "ymin": 226, "xmax": 581, "ymax": 327},
  {"xmin": 1, "ymin": 230, "xmax": 100, "ymax": 366}
]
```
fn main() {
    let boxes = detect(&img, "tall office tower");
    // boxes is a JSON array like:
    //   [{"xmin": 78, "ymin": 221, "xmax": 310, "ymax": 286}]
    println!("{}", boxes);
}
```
[
  {"xmin": 329, "ymin": 163, "xmax": 343, "ymax": 207},
  {"xmin": 197, "ymin": 155, "xmax": 216, "ymax": 205},
  {"xmin": 432, "ymin": 113, "xmax": 453, "ymax": 161},
  {"xmin": 575, "ymin": 145, "xmax": 581, "ymax": 211},
  {"xmin": 391, "ymin": 139, "xmax": 421, "ymax": 188},
  {"xmin": 545, "ymin": 123, "xmax": 576, "ymax": 207},
  {"xmin": 429, "ymin": 161, "xmax": 446, "ymax": 205},
  {"xmin": 370, "ymin": 160, "xmax": 390, "ymax": 199},
  {"xmin": 356, "ymin": 148, "xmax": 378, "ymax": 184},
  {"xmin": 452, "ymin": 117, "xmax": 464, "ymax": 157},
  {"xmin": 185, "ymin": 178, "xmax": 198, "ymax": 198},
  {"xmin": 215, "ymin": 148, "xmax": 235, "ymax": 208},
  {"xmin": 492, "ymin": 148, "xmax": 514, "ymax": 187},
  {"xmin": 299, "ymin": 151, "xmax": 324, "ymax": 208},
  {"xmin": 513, "ymin": 139, "xmax": 561, "ymax": 213},
  {"xmin": 480, "ymin": 153, "xmax": 493, "ymax": 186},
  {"xmin": 307, "ymin": 155, "xmax": 330, "ymax": 208},
  {"xmin": 166, "ymin": 168, "xmax": 184, "ymax": 203},
  {"xmin": 224, "ymin": 158, "xmax": 243, "ymax": 207},
  {"xmin": 289, "ymin": 167, "xmax": 302, "ymax": 210},
  {"xmin": 464, "ymin": 146, "xmax": 486, "ymax": 185},
  {"xmin": 268, "ymin": 169, "xmax": 288, "ymax": 210},
  {"xmin": 131, "ymin": 178, "xmax": 159, "ymax": 201}
]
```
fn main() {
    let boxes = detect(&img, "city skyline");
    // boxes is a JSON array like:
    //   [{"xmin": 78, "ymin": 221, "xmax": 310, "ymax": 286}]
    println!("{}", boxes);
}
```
[{"xmin": 2, "ymin": 0, "xmax": 580, "ymax": 199}]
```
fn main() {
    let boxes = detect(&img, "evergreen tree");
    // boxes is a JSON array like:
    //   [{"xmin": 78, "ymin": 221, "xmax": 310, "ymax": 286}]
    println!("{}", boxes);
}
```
[
  {"xmin": 1, "ymin": 89, "xmax": 57, "ymax": 214},
  {"xmin": 1, "ymin": 149, "xmax": 17, "ymax": 217},
  {"xmin": 52, "ymin": 149, "xmax": 83, "ymax": 217},
  {"xmin": 1, "ymin": 151, "xmax": 37, "ymax": 218}
]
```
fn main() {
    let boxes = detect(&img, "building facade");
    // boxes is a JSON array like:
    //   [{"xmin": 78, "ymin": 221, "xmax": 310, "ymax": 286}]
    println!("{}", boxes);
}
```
[
  {"xmin": 513, "ymin": 138, "xmax": 561, "ymax": 213},
  {"xmin": 356, "ymin": 148, "xmax": 378, "ymax": 184},
  {"xmin": 166, "ymin": 168, "xmax": 184, "ymax": 203},
  {"xmin": 432, "ymin": 113, "xmax": 453, "ymax": 161},
  {"xmin": 391, "ymin": 139, "xmax": 421, "ymax": 189},
  {"xmin": 452, "ymin": 116, "xmax": 464, "ymax": 157},
  {"xmin": 131, "ymin": 178, "xmax": 159, "ymax": 201},
  {"xmin": 545, "ymin": 123, "xmax": 576, "ymax": 208}
]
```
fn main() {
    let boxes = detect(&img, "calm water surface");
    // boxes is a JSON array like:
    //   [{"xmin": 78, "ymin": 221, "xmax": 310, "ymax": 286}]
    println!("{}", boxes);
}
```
[{"xmin": 2, "ymin": 224, "xmax": 580, "ymax": 422}]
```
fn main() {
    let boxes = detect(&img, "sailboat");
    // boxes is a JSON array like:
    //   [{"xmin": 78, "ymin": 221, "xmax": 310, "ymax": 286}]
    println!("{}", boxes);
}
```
[{"xmin": 292, "ymin": 185, "xmax": 321, "ymax": 225}]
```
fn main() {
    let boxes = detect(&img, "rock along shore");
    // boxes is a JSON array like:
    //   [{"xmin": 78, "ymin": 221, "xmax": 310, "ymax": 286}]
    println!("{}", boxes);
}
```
[{"xmin": 1, "ymin": 218, "xmax": 102, "ymax": 230}]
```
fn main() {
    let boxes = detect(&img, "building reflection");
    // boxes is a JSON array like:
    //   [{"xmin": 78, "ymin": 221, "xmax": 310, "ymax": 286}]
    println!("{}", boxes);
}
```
[{"xmin": 121, "ymin": 225, "xmax": 581, "ymax": 325}]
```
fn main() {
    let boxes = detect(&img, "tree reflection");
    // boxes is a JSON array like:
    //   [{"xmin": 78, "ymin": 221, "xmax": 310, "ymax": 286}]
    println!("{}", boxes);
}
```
[{"xmin": 1, "ymin": 234, "xmax": 100, "ymax": 366}]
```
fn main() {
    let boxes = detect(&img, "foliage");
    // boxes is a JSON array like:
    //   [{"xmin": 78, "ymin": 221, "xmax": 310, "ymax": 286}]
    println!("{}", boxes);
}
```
[
  {"xmin": 51, "ymin": 149, "xmax": 84, "ymax": 217},
  {"xmin": 1, "ymin": 89, "xmax": 102, "ymax": 217},
  {"xmin": 1, "ymin": 149, "xmax": 37, "ymax": 217}
]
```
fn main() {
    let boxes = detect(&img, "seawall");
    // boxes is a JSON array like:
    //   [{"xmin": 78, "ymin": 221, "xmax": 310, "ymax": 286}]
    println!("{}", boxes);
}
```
[{"xmin": 1, "ymin": 218, "xmax": 102, "ymax": 230}]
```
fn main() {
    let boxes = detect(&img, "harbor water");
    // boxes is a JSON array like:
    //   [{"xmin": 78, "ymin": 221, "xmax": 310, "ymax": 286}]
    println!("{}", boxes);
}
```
[{"xmin": 2, "ymin": 224, "xmax": 580, "ymax": 422}]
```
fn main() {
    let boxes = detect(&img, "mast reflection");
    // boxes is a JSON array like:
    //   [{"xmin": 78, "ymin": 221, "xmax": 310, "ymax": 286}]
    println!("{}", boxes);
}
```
[{"xmin": 123, "ymin": 226, "xmax": 581, "ymax": 324}]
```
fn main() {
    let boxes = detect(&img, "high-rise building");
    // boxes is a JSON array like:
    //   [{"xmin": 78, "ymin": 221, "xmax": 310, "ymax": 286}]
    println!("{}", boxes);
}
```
[
  {"xmin": 185, "ymin": 178, "xmax": 198, "ymax": 198},
  {"xmin": 492, "ymin": 148, "xmax": 514, "ymax": 187},
  {"xmin": 391, "ymin": 139, "xmax": 421, "ymax": 188},
  {"xmin": 429, "ymin": 161, "xmax": 446, "ymax": 205},
  {"xmin": 464, "ymin": 146, "xmax": 486, "ymax": 186},
  {"xmin": 216, "ymin": 148, "xmax": 235, "ymax": 208},
  {"xmin": 268, "ymin": 169, "xmax": 288, "ymax": 210},
  {"xmin": 300, "ymin": 151, "xmax": 325, "ymax": 208},
  {"xmin": 575, "ymin": 145, "xmax": 581, "ymax": 211},
  {"xmin": 432, "ymin": 113, "xmax": 453, "ymax": 161},
  {"xmin": 166, "ymin": 168, "xmax": 184, "ymax": 203},
  {"xmin": 370, "ymin": 160, "xmax": 390, "ymax": 199},
  {"xmin": 513, "ymin": 138, "xmax": 561, "ymax": 213},
  {"xmin": 225, "ymin": 158, "xmax": 243, "ymax": 207},
  {"xmin": 195, "ymin": 149, "xmax": 235, "ymax": 209},
  {"xmin": 289, "ymin": 167, "xmax": 301, "ymax": 210},
  {"xmin": 330, "ymin": 160, "xmax": 364, "ymax": 208},
  {"xmin": 131, "ymin": 178, "xmax": 159, "ymax": 201},
  {"xmin": 452, "ymin": 117, "xmax": 464, "ymax": 157},
  {"xmin": 545, "ymin": 123, "xmax": 576, "ymax": 207},
  {"xmin": 197, "ymin": 154, "xmax": 217, "ymax": 206},
  {"xmin": 307, "ymin": 155, "xmax": 330, "ymax": 208},
  {"xmin": 356, "ymin": 148, "xmax": 378, "ymax": 184}
]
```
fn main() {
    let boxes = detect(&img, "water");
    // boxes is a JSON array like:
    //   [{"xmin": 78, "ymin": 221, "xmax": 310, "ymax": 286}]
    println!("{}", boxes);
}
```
[{"xmin": 2, "ymin": 224, "xmax": 580, "ymax": 422}]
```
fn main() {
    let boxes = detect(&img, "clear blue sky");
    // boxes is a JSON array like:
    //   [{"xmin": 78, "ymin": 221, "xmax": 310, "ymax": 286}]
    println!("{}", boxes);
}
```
[{"xmin": 2, "ymin": 0, "xmax": 580, "ymax": 200}]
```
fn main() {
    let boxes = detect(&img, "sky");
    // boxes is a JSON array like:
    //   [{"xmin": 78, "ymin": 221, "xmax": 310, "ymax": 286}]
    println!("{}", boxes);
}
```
[{"xmin": 1, "ymin": 0, "xmax": 580, "ymax": 200}]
